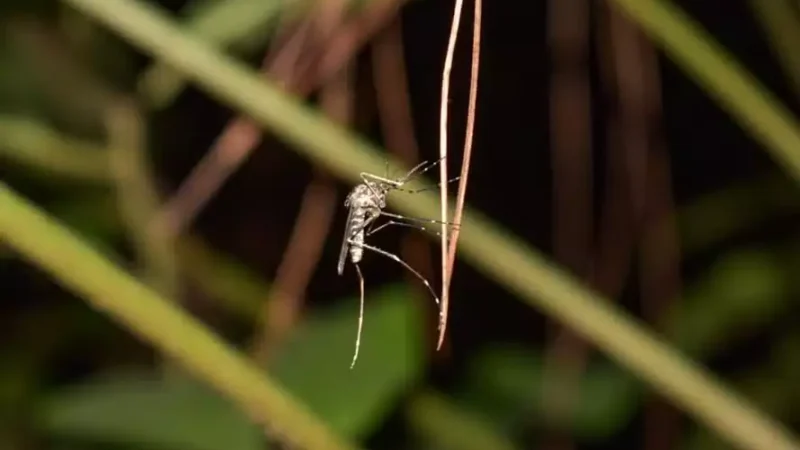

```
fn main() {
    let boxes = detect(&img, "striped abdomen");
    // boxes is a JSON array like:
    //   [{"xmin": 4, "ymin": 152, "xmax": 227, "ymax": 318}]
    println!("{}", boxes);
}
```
[{"xmin": 348, "ymin": 209, "xmax": 366, "ymax": 264}]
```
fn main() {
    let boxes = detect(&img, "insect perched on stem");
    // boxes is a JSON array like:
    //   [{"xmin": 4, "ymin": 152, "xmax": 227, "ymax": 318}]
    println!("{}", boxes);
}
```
[{"xmin": 338, "ymin": 157, "xmax": 459, "ymax": 368}]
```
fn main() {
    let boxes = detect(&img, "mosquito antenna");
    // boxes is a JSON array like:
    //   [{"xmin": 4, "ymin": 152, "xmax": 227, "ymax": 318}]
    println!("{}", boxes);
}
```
[
  {"xmin": 402, "ymin": 160, "xmax": 432, "ymax": 181},
  {"xmin": 396, "ymin": 176, "xmax": 461, "ymax": 194},
  {"xmin": 350, "ymin": 263, "xmax": 366, "ymax": 369},
  {"xmin": 401, "ymin": 156, "xmax": 444, "ymax": 181}
]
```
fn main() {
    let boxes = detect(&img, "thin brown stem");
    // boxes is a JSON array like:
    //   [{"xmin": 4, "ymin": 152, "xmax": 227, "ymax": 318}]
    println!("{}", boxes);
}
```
[
  {"xmin": 437, "ymin": 0, "xmax": 465, "ymax": 348},
  {"xmin": 606, "ymin": 6, "xmax": 650, "ymax": 224},
  {"xmin": 640, "ymin": 144, "xmax": 683, "ymax": 450},
  {"xmin": 441, "ymin": 0, "xmax": 481, "ymax": 350}
]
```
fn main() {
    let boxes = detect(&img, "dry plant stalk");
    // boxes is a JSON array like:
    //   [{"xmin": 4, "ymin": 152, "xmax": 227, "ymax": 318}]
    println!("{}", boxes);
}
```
[
  {"xmin": 437, "ymin": 0, "xmax": 482, "ymax": 351},
  {"xmin": 437, "ymin": 0, "xmax": 463, "ymax": 348}
]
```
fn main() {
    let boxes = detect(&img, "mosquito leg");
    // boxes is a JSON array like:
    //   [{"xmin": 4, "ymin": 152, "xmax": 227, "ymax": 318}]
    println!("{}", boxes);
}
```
[
  {"xmin": 366, "ymin": 220, "xmax": 442, "ymax": 237},
  {"xmin": 379, "ymin": 211, "xmax": 461, "ymax": 228},
  {"xmin": 350, "ymin": 263, "xmax": 365, "ymax": 369},
  {"xmin": 350, "ymin": 239, "xmax": 440, "ymax": 306}
]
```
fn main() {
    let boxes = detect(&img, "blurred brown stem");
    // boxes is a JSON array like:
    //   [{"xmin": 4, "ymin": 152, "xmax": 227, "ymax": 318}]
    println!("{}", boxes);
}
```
[
  {"xmin": 153, "ymin": 0, "xmax": 406, "ymax": 239},
  {"xmin": 541, "ymin": 0, "xmax": 592, "ymax": 446},
  {"xmin": 631, "ymin": 23, "xmax": 684, "ymax": 450},
  {"xmin": 600, "ymin": 4, "xmax": 684, "ymax": 449},
  {"xmin": 640, "ymin": 144, "xmax": 683, "ymax": 450},
  {"xmin": 249, "ymin": 176, "xmax": 339, "ymax": 363}
]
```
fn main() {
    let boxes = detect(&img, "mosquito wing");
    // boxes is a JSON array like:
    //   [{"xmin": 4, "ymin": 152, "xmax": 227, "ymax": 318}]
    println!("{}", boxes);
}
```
[{"xmin": 337, "ymin": 206, "xmax": 355, "ymax": 275}]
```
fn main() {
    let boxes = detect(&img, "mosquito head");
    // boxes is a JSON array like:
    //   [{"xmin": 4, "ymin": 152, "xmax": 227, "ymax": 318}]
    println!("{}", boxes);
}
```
[
  {"xmin": 373, "ymin": 182, "xmax": 391, "ymax": 208},
  {"xmin": 366, "ymin": 179, "xmax": 393, "ymax": 195}
]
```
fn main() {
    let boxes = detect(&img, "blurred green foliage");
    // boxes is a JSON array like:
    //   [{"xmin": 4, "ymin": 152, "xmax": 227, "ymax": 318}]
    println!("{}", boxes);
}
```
[
  {"xmin": 39, "ymin": 372, "xmax": 264, "ymax": 450},
  {"xmin": 36, "ymin": 286, "xmax": 423, "ymax": 449}
]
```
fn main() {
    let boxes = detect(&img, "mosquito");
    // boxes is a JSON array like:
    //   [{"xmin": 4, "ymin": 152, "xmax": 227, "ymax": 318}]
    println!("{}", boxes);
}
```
[{"xmin": 338, "ymin": 156, "xmax": 459, "ymax": 368}]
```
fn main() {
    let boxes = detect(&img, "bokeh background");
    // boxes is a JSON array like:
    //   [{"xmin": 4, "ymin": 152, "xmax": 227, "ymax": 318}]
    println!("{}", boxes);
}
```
[{"xmin": 2, "ymin": 0, "xmax": 800, "ymax": 449}]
